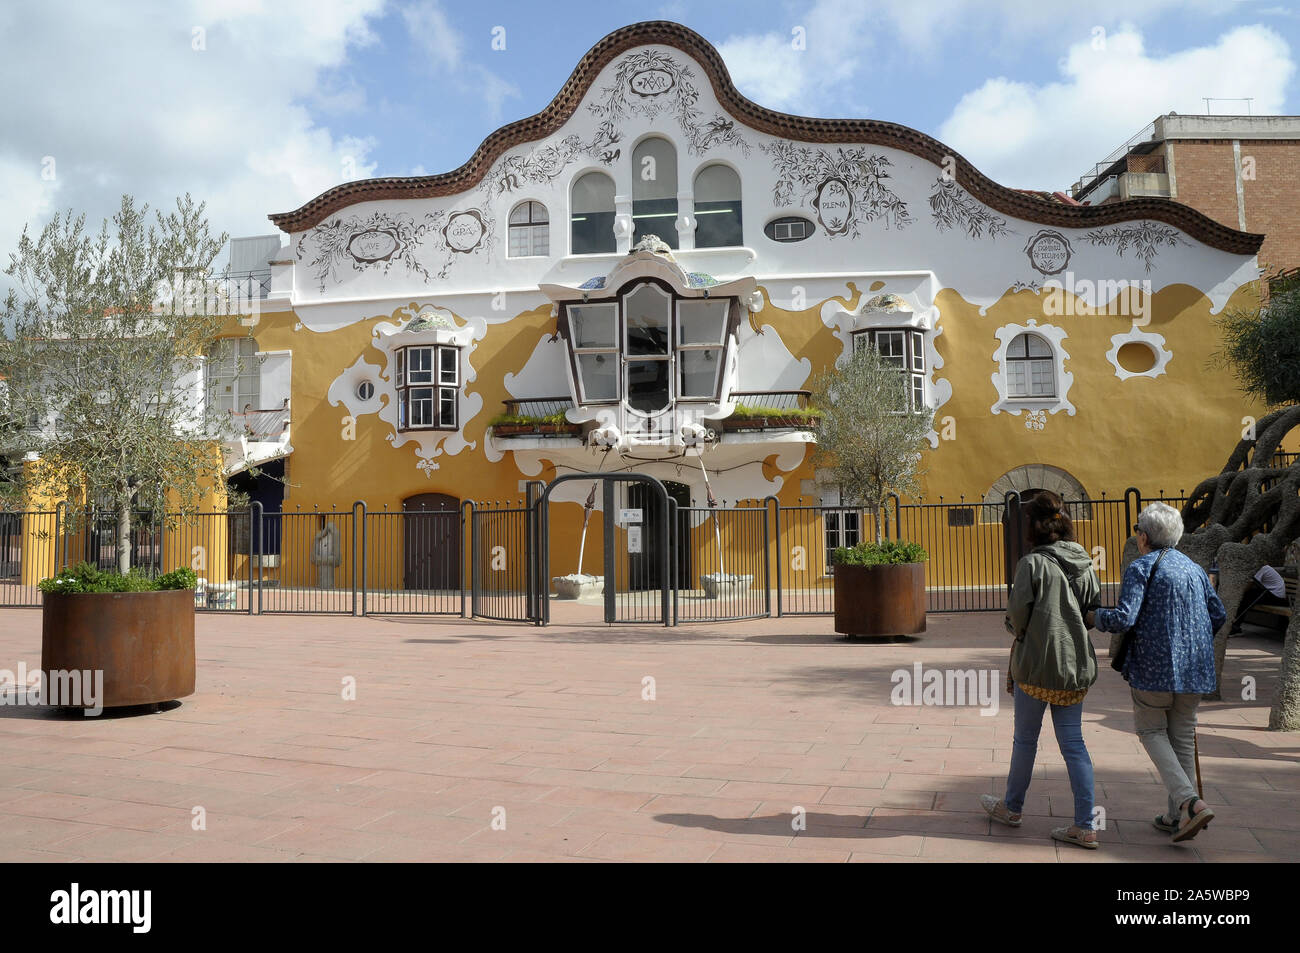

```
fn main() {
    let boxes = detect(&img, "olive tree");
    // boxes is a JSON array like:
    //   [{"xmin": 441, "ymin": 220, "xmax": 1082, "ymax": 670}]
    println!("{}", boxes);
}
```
[
  {"xmin": 0, "ymin": 194, "xmax": 234, "ymax": 573},
  {"xmin": 808, "ymin": 343, "xmax": 934, "ymax": 543}
]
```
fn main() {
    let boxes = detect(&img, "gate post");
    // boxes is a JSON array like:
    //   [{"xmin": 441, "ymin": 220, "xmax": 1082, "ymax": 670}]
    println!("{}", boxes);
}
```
[
  {"xmin": 761, "ymin": 498, "xmax": 772, "ymax": 618},
  {"xmin": 668, "ymin": 497, "xmax": 679, "ymax": 626},
  {"xmin": 763, "ymin": 496, "xmax": 782, "ymax": 618},
  {"xmin": 352, "ymin": 501, "xmax": 366, "ymax": 617},
  {"xmin": 525, "ymin": 480, "xmax": 545, "ymax": 625},
  {"xmin": 602, "ymin": 481, "xmax": 616, "ymax": 625},
  {"xmin": 462, "ymin": 499, "xmax": 476, "ymax": 620},
  {"xmin": 251, "ymin": 501, "xmax": 263, "ymax": 615},
  {"xmin": 1124, "ymin": 486, "xmax": 1141, "ymax": 534},
  {"xmin": 1003, "ymin": 491, "xmax": 1022, "ymax": 598}
]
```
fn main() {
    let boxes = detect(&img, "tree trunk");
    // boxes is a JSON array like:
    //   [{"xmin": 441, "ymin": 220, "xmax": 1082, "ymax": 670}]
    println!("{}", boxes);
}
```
[
  {"xmin": 1269, "ymin": 611, "xmax": 1300, "ymax": 730},
  {"xmin": 116, "ymin": 480, "xmax": 132, "ymax": 575}
]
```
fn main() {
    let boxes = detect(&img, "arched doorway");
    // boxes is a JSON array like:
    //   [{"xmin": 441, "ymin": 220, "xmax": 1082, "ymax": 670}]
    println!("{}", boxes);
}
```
[
  {"xmin": 987, "ymin": 465, "xmax": 1091, "ymax": 586},
  {"xmin": 403, "ymin": 493, "xmax": 461, "ymax": 591}
]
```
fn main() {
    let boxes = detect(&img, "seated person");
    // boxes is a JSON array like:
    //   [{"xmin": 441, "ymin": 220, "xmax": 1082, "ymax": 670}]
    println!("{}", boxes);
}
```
[{"xmin": 1229, "ymin": 564, "xmax": 1289, "ymax": 634}]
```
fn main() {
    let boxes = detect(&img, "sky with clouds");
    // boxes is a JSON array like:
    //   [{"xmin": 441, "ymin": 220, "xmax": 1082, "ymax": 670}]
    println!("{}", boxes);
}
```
[{"xmin": 1, "ymin": 0, "xmax": 1297, "ymax": 268}]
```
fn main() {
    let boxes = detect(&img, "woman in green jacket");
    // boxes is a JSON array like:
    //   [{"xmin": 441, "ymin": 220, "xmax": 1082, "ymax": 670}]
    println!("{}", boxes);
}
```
[{"xmin": 980, "ymin": 491, "xmax": 1102, "ymax": 849}]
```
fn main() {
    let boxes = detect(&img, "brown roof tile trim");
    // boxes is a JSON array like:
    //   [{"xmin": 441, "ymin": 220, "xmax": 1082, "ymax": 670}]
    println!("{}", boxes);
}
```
[{"xmin": 268, "ymin": 21, "xmax": 1263, "ymax": 256}]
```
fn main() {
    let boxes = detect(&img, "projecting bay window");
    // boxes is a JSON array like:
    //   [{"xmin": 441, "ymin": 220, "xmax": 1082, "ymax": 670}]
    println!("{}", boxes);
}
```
[
  {"xmin": 676, "ymin": 299, "xmax": 727, "ymax": 398},
  {"xmin": 564, "ymin": 281, "xmax": 733, "ymax": 413},
  {"xmin": 569, "ymin": 302, "xmax": 619, "ymax": 403},
  {"xmin": 397, "ymin": 345, "xmax": 460, "ymax": 430},
  {"xmin": 854, "ymin": 328, "xmax": 926, "ymax": 412}
]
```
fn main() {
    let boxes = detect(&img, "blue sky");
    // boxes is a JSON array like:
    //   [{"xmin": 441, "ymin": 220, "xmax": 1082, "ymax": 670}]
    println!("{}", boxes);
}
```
[{"xmin": 0, "ymin": 0, "xmax": 1297, "ymax": 259}]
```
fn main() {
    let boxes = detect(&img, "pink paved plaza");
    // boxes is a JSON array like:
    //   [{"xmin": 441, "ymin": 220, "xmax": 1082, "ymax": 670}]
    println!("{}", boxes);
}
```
[{"xmin": 0, "ymin": 604, "xmax": 1295, "ymax": 863}]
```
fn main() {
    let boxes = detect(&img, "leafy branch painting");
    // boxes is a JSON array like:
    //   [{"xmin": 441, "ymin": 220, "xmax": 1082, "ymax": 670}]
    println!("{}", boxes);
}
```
[{"xmin": 763, "ymin": 143, "xmax": 911, "ymax": 237}]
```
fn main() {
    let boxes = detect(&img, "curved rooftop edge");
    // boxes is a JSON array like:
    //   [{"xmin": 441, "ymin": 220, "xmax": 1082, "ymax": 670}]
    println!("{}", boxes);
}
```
[{"xmin": 268, "ymin": 20, "xmax": 1265, "ymax": 257}]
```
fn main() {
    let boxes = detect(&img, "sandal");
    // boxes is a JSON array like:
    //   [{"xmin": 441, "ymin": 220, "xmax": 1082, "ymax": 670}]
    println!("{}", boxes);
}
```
[
  {"xmin": 1153, "ymin": 813, "xmax": 1179, "ymax": 834},
  {"xmin": 1171, "ymin": 798, "xmax": 1215, "ymax": 843},
  {"xmin": 979, "ymin": 794, "xmax": 1022, "ymax": 827},
  {"xmin": 1052, "ymin": 825, "xmax": 1099, "ymax": 849}
]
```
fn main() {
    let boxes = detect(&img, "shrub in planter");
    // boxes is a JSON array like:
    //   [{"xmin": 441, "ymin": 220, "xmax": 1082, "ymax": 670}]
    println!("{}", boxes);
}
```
[
  {"xmin": 830, "ymin": 541, "xmax": 928, "ymax": 637},
  {"xmin": 39, "ymin": 562, "xmax": 198, "ymax": 709}
]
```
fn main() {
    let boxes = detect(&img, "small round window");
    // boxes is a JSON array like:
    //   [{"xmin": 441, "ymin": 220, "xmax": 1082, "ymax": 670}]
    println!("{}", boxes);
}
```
[
  {"xmin": 764, "ymin": 216, "xmax": 815, "ymax": 243},
  {"xmin": 356, "ymin": 380, "xmax": 375, "ymax": 401}
]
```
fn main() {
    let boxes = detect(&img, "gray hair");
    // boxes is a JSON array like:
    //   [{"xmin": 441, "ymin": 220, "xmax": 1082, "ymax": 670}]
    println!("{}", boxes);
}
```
[{"xmin": 1137, "ymin": 502, "xmax": 1183, "ymax": 549}]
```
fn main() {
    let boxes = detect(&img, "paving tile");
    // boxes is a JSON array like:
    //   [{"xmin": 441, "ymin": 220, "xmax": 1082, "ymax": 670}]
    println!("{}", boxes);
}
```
[{"xmin": 0, "ymin": 607, "xmax": 1294, "ymax": 864}]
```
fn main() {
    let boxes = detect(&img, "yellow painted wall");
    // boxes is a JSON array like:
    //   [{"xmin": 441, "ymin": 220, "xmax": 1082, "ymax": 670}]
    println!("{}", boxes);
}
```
[{"xmin": 207, "ymin": 275, "xmax": 1265, "ymax": 595}]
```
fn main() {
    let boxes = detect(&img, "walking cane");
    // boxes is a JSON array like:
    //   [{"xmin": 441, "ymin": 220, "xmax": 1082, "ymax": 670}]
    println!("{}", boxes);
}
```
[{"xmin": 1194, "ymin": 732, "xmax": 1203, "ymax": 798}]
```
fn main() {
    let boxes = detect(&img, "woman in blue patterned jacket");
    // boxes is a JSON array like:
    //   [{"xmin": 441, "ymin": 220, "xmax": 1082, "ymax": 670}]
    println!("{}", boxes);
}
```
[{"xmin": 1088, "ymin": 502, "xmax": 1226, "ymax": 843}]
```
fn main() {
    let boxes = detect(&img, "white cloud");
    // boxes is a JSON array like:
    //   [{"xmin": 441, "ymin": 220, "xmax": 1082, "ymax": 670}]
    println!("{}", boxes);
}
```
[
  {"xmin": 717, "ymin": 0, "xmax": 1250, "ymax": 111},
  {"xmin": 401, "ymin": 0, "xmax": 519, "ymax": 125},
  {"xmin": 718, "ymin": 0, "xmax": 876, "ymax": 112},
  {"xmin": 937, "ymin": 24, "xmax": 1295, "ymax": 191},
  {"xmin": 0, "ymin": 0, "xmax": 385, "ymax": 276}
]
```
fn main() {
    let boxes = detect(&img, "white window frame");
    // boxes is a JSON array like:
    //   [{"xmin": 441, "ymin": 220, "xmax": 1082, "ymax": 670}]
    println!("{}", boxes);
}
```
[
  {"xmin": 989, "ymin": 320, "xmax": 1076, "ymax": 418},
  {"xmin": 1005, "ymin": 332, "xmax": 1056, "ymax": 399},
  {"xmin": 398, "ymin": 345, "xmax": 460, "ymax": 431},
  {"xmin": 569, "ymin": 302, "xmax": 620, "ymax": 404},
  {"xmin": 508, "ymin": 200, "xmax": 549, "ymax": 258},
  {"xmin": 853, "ymin": 327, "xmax": 926, "ymax": 413}
]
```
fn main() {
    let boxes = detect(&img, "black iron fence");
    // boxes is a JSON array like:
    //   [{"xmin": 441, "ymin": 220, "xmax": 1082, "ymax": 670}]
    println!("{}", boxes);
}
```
[{"xmin": 0, "ymin": 484, "xmax": 1196, "ymax": 622}]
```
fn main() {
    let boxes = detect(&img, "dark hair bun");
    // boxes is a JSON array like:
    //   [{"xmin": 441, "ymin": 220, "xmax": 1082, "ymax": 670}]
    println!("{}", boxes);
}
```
[{"xmin": 1027, "ymin": 490, "xmax": 1075, "ymax": 545}]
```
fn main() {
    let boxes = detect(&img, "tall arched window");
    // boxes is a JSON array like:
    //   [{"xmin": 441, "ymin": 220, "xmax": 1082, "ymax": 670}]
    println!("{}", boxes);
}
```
[
  {"xmin": 508, "ymin": 201, "xmax": 549, "ymax": 257},
  {"xmin": 570, "ymin": 171, "xmax": 616, "ymax": 254},
  {"xmin": 1005, "ymin": 332, "xmax": 1056, "ymax": 397},
  {"xmin": 632, "ymin": 137, "xmax": 678, "ymax": 248},
  {"xmin": 694, "ymin": 165, "xmax": 742, "ymax": 248}
]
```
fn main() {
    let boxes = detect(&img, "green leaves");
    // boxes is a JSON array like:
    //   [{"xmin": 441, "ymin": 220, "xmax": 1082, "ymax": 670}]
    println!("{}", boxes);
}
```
[
  {"xmin": 37, "ymin": 561, "xmax": 196, "ymax": 593},
  {"xmin": 3, "ymin": 194, "xmax": 231, "ymax": 572},
  {"xmin": 831, "ymin": 540, "xmax": 928, "ymax": 566},
  {"xmin": 808, "ymin": 344, "xmax": 934, "ymax": 541},
  {"xmin": 1215, "ymin": 288, "xmax": 1300, "ymax": 407}
]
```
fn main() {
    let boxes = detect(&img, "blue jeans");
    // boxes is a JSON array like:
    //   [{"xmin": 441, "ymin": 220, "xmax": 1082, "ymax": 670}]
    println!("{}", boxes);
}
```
[{"xmin": 1004, "ymin": 685, "xmax": 1095, "ymax": 829}]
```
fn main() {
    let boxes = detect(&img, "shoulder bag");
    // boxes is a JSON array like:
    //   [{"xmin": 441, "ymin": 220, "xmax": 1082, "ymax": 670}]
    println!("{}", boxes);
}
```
[{"xmin": 1110, "ymin": 548, "xmax": 1169, "ymax": 676}]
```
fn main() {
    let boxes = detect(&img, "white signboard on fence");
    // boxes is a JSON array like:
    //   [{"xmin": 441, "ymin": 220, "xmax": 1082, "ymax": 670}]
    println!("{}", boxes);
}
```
[
  {"xmin": 617, "ymin": 508, "xmax": 643, "ymax": 525},
  {"xmin": 627, "ymin": 525, "xmax": 642, "ymax": 553}
]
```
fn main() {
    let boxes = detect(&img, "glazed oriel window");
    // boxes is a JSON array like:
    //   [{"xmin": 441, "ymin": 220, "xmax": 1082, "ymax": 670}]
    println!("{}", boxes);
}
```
[
  {"xmin": 853, "ymin": 328, "xmax": 927, "ymax": 413},
  {"xmin": 569, "ymin": 302, "xmax": 619, "ymax": 403},
  {"xmin": 397, "ymin": 345, "xmax": 460, "ymax": 430},
  {"xmin": 676, "ymin": 299, "xmax": 727, "ymax": 399},
  {"xmin": 1005, "ymin": 332, "xmax": 1056, "ymax": 398}
]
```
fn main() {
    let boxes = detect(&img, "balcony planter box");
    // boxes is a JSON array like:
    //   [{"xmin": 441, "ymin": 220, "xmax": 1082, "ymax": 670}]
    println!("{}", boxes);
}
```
[
  {"xmin": 493, "ymin": 423, "xmax": 581, "ymax": 437},
  {"xmin": 552, "ymin": 573, "xmax": 604, "ymax": 599},
  {"xmin": 721, "ymin": 415, "xmax": 818, "ymax": 431},
  {"xmin": 41, "ymin": 589, "xmax": 196, "ymax": 708}
]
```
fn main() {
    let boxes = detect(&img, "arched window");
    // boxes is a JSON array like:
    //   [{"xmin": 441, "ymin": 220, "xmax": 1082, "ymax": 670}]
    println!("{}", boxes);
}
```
[
  {"xmin": 1005, "ymin": 332, "xmax": 1055, "ymax": 398},
  {"xmin": 206, "ymin": 336, "xmax": 260, "ymax": 414},
  {"xmin": 570, "ymin": 171, "xmax": 616, "ymax": 254},
  {"xmin": 508, "ymin": 201, "xmax": 549, "ymax": 257},
  {"xmin": 694, "ymin": 165, "xmax": 742, "ymax": 248},
  {"xmin": 632, "ymin": 137, "xmax": 678, "ymax": 248}
]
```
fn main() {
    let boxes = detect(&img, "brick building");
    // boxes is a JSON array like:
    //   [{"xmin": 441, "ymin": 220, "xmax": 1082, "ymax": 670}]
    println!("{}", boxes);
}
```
[{"xmin": 1072, "ymin": 114, "xmax": 1300, "ymax": 282}]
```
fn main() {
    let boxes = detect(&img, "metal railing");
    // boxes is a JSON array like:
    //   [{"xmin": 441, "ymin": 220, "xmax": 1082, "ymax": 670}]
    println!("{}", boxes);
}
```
[
  {"xmin": 0, "ymin": 485, "xmax": 1199, "ymax": 622},
  {"xmin": 727, "ymin": 390, "xmax": 812, "ymax": 411},
  {"xmin": 501, "ymin": 396, "xmax": 574, "ymax": 417}
]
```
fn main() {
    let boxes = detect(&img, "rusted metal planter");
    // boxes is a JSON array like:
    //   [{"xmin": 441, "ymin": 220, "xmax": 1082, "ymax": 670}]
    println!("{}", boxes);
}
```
[
  {"xmin": 833, "ymin": 563, "xmax": 927, "ymax": 637},
  {"xmin": 41, "ymin": 589, "xmax": 195, "ymax": 708}
]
